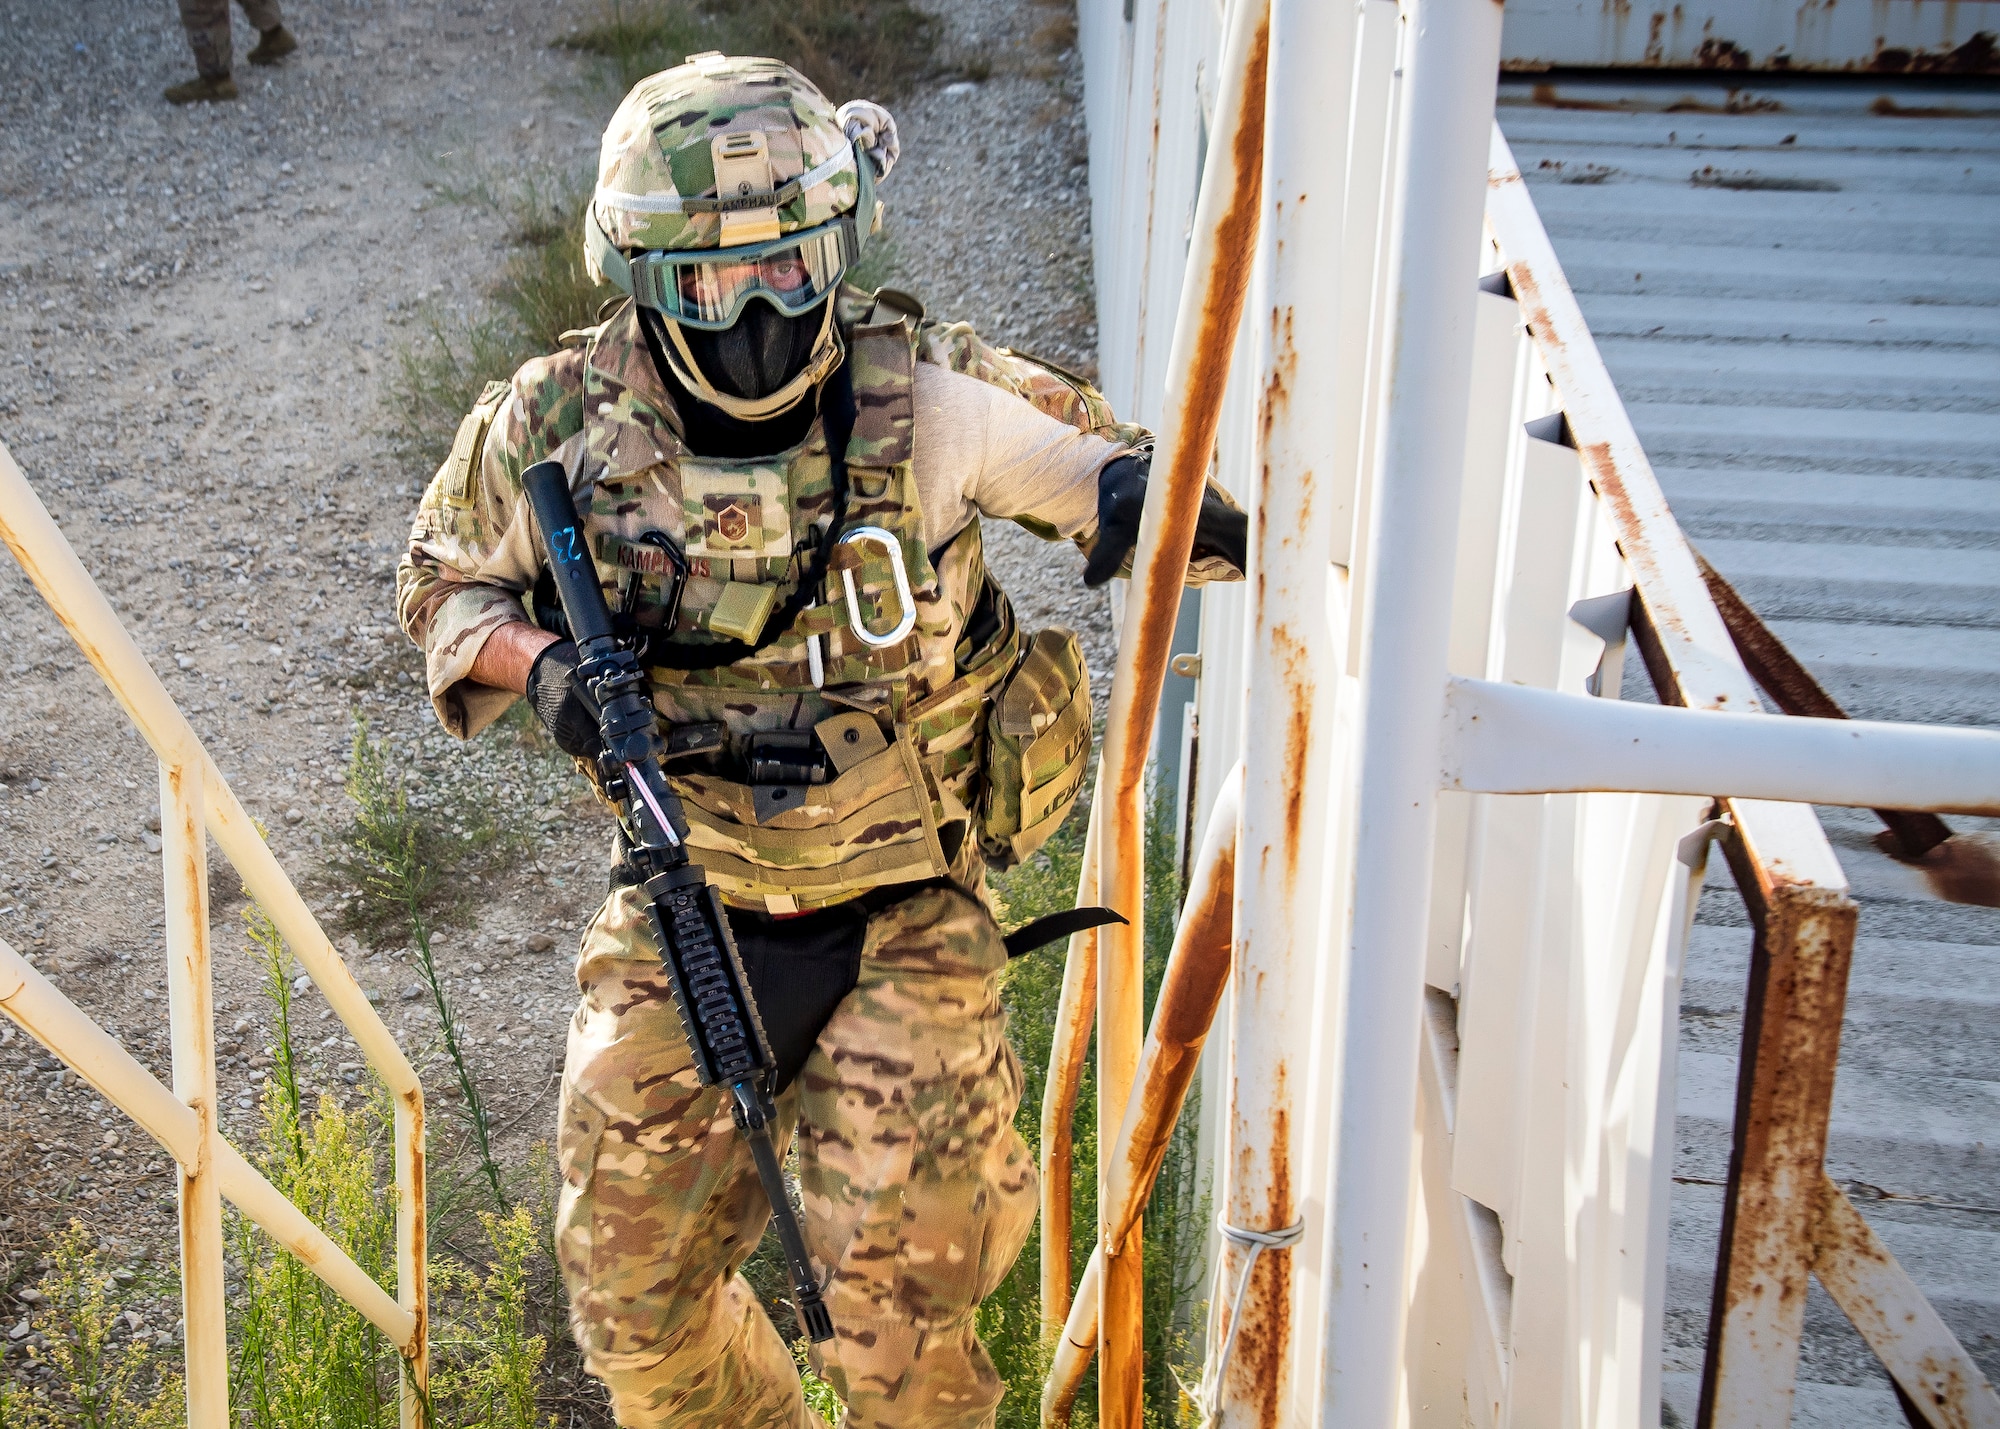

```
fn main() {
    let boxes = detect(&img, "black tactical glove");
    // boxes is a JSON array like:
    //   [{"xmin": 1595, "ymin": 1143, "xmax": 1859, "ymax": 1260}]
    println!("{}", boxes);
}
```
[
  {"xmin": 525, "ymin": 640, "xmax": 603, "ymax": 759},
  {"xmin": 1083, "ymin": 453, "xmax": 1251, "ymax": 588}
]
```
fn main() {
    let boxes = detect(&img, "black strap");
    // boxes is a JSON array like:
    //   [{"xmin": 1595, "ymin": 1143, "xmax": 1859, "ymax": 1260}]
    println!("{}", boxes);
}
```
[
  {"xmin": 609, "ymin": 849, "xmax": 1115, "ymax": 963},
  {"xmin": 646, "ymin": 360, "xmax": 857, "ymax": 672},
  {"xmin": 1003, "ymin": 906, "xmax": 1128, "ymax": 960}
]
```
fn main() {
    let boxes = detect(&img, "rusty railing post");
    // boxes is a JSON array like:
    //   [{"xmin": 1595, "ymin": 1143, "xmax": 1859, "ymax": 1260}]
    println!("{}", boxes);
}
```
[
  {"xmin": 1211, "ymin": 0, "xmax": 1339, "ymax": 1419},
  {"xmin": 396, "ymin": 1077, "xmax": 428, "ymax": 1424},
  {"xmin": 1044, "ymin": 766, "xmax": 1241, "ymax": 1426},
  {"xmin": 1040, "ymin": 796, "xmax": 1102, "ymax": 1340},
  {"xmin": 1695, "ymin": 800, "xmax": 1859, "ymax": 1429},
  {"xmin": 1810, "ymin": 1175, "xmax": 2000, "ymax": 1429},
  {"xmin": 1091, "ymin": 0, "xmax": 1268, "ymax": 1422}
]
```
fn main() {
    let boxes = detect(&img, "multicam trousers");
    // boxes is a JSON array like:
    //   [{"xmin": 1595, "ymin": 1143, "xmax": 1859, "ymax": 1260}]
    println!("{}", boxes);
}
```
[
  {"xmin": 176, "ymin": 0, "xmax": 282, "ymax": 78},
  {"xmin": 555, "ymin": 883, "xmax": 1039, "ymax": 1429}
]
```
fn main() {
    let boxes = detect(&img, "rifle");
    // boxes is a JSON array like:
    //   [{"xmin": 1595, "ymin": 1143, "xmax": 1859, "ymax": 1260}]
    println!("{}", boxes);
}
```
[{"xmin": 521, "ymin": 458, "xmax": 835, "ymax": 1345}]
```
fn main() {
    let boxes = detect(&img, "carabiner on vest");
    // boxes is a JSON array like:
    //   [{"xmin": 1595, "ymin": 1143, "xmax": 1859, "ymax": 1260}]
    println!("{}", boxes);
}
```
[{"xmin": 837, "ymin": 526, "xmax": 917, "ymax": 649}]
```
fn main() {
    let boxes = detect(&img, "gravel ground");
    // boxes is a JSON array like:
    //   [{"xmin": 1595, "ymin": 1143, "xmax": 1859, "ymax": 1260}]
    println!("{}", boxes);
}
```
[{"xmin": 0, "ymin": 0, "xmax": 1106, "ymax": 1379}]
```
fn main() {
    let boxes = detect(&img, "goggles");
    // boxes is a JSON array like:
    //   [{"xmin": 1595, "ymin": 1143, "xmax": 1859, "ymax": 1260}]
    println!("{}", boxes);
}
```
[{"xmin": 623, "ymin": 218, "xmax": 858, "ymax": 331}]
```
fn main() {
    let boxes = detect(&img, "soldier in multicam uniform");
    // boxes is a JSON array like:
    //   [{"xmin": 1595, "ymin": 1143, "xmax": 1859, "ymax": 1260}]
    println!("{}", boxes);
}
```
[
  {"xmin": 163, "ymin": 0, "xmax": 296, "ymax": 105},
  {"xmin": 396, "ymin": 53, "xmax": 1246, "ymax": 1429}
]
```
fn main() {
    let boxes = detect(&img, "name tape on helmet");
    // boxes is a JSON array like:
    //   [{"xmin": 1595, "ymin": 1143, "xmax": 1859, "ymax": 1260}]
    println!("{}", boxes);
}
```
[{"xmin": 712, "ymin": 131, "xmax": 781, "ymax": 247}]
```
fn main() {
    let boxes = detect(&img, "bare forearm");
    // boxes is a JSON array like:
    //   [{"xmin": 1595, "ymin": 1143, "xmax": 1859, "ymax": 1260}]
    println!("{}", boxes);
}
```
[{"xmin": 467, "ymin": 619, "xmax": 561, "ymax": 695}]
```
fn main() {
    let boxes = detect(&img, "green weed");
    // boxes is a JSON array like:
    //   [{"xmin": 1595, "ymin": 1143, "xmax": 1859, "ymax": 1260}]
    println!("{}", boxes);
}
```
[
  {"xmin": 0, "ymin": 1222, "xmax": 184, "ymax": 1428},
  {"xmin": 332, "ymin": 719, "xmax": 509, "ymax": 1214},
  {"xmin": 231, "ymin": 907, "xmax": 402, "ymax": 1426},
  {"xmin": 556, "ymin": 0, "xmax": 719, "ymax": 94},
  {"xmin": 985, "ymin": 786, "xmax": 1210, "ymax": 1429},
  {"xmin": 231, "ymin": 902, "xmax": 599, "ymax": 1427},
  {"xmin": 427, "ymin": 1206, "xmax": 558, "ymax": 1429}
]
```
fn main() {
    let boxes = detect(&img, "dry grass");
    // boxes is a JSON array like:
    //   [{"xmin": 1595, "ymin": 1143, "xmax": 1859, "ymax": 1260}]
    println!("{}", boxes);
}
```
[
  {"xmin": 388, "ymin": 169, "xmax": 614, "ymax": 474},
  {"xmin": 1032, "ymin": 12, "xmax": 1078, "ymax": 54},
  {"xmin": 557, "ymin": 0, "xmax": 940, "ymax": 103}
]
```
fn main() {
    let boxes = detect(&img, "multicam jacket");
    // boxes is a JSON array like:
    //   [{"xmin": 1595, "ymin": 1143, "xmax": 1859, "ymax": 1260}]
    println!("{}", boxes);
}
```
[{"xmin": 397, "ymin": 286, "xmax": 1236, "ymax": 909}]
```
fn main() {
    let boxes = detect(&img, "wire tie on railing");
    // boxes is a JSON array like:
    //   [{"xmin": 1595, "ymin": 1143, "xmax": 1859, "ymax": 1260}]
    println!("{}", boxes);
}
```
[{"xmin": 1195, "ymin": 1214, "xmax": 1305, "ymax": 1426}]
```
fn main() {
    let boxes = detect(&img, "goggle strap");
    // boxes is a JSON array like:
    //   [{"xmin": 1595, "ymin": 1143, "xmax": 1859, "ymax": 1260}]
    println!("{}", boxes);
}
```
[{"xmin": 587, "ymin": 207, "xmax": 640, "ymax": 300}]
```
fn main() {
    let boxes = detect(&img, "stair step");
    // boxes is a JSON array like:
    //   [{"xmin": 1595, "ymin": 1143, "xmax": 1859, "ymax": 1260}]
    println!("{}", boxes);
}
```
[
  {"xmin": 1676, "ymin": 1048, "xmax": 2000, "ymax": 1203},
  {"xmin": 1664, "ymin": 1154, "xmax": 2000, "ymax": 1408},
  {"xmin": 1682, "ymin": 923, "xmax": 2000, "ymax": 1082},
  {"xmin": 1661, "ymin": 1371, "xmax": 1911, "ymax": 1429}
]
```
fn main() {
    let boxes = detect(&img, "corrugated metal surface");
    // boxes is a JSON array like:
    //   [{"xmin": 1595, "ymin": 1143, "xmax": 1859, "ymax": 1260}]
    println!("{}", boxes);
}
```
[
  {"xmin": 1500, "ymin": 0, "xmax": 2000, "ymax": 75},
  {"xmin": 1499, "ymin": 76, "xmax": 2000, "ymax": 1427}
]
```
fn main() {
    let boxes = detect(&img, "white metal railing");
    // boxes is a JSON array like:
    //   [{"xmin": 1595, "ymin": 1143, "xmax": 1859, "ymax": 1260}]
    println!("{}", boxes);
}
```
[
  {"xmin": 0, "ymin": 439, "xmax": 427, "ymax": 1427},
  {"xmin": 1071, "ymin": 1, "xmax": 2000, "ymax": 1426}
]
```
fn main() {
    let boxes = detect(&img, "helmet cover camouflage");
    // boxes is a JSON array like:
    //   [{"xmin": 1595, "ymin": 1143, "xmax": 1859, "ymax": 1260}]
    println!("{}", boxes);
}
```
[{"xmin": 587, "ymin": 52, "xmax": 863, "ymax": 266}]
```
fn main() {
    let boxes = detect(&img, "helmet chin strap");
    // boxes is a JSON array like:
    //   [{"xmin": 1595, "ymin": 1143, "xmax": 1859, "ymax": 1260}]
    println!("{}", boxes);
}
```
[{"xmin": 659, "ymin": 300, "xmax": 842, "ymax": 422}]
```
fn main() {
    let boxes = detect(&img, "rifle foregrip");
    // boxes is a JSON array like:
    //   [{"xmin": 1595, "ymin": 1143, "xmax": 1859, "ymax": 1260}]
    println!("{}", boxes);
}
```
[{"xmin": 521, "ymin": 459, "xmax": 617, "ymax": 649}]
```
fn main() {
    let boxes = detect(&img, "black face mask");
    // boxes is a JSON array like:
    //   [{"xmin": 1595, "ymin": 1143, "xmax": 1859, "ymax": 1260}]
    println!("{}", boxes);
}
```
[
  {"xmin": 677, "ymin": 297, "xmax": 827, "ymax": 401},
  {"xmin": 638, "ymin": 306, "xmax": 821, "ymax": 460}
]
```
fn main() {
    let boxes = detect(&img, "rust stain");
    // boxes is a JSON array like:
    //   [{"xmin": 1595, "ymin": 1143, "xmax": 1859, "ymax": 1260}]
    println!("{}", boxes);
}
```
[
  {"xmin": 1509, "ymin": 28, "xmax": 1999, "ymax": 76},
  {"xmin": 399, "ymin": 1086, "xmax": 430, "ymax": 1363},
  {"xmin": 1664, "ymin": 90, "xmax": 1787, "ymax": 115},
  {"xmin": 1109, "ymin": 848, "xmax": 1235, "ymax": 1245},
  {"xmin": 1700, "ymin": 883, "xmax": 1858, "ymax": 1415},
  {"xmin": 1234, "ymin": 1068, "xmax": 1293, "ymax": 1429},
  {"xmin": 1872, "ymin": 32, "xmax": 1999, "ymax": 74},
  {"xmin": 1870, "ymin": 95, "xmax": 1986, "ymax": 119},
  {"xmin": 1529, "ymin": 82, "xmax": 1627, "ymax": 112},
  {"xmin": 1893, "ymin": 832, "xmax": 2000, "ymax": 910},
  {"xmin": 1113, "ymin": 2, "xmax": 1268, "ymax": 805},
  {"xmin": 1277, "ymin": 631, "xmax": 1313, "ymax": 895},
  {"xmin": 1693, "ymin": 36, "xmax": 1752, "ymax": 69}
]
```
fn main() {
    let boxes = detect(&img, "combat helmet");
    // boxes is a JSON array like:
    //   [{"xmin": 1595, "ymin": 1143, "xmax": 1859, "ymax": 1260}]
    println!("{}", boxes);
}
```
[{"xmin": 585, "ymin": 52, "xmax": 892, "ymax": 420}]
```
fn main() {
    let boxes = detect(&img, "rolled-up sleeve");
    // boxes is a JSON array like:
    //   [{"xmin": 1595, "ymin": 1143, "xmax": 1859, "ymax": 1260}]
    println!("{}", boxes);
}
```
[
  {"xmin": 910, "ymin": 363, "xmax": 1130, "ymax": 551},
  {"xmin": 395, "ymin": 355, "xmax": 585, "ymax": 738}
]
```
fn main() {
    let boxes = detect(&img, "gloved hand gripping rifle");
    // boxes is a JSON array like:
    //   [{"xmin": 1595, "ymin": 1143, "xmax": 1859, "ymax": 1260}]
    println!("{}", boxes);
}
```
[{"xmin": 521, "ymin": 459, "xmax": 835, "ymax": 1345}]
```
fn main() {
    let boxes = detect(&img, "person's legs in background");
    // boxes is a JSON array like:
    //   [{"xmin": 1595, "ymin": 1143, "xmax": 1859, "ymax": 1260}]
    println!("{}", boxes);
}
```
[
  {"xmin": 166, "ymin": 0, "xmax": 292, "ymax": 103},
  {"xmin": 168, "ymin": 0, "xmax": 236, "ymax": 98},
  {"xmin": 238, "ymin": 0, "xmax": 296, "ymax": 66}
]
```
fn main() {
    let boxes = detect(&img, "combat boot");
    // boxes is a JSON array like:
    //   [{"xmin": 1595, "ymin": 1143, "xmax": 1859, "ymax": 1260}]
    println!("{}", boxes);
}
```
[
  {"xmin": 164, "ymin": 74, "xmax": 240, "ymax": 104},
  {"xmin": 247, "ymin": 25, "xmax": 298, "ymax": 65}
]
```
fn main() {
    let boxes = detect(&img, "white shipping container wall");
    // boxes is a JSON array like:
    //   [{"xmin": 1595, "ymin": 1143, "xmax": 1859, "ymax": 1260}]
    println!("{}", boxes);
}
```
[{"xmin": 1498, "ymin": 0, "xmax": 2000, "ymax": 73}]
